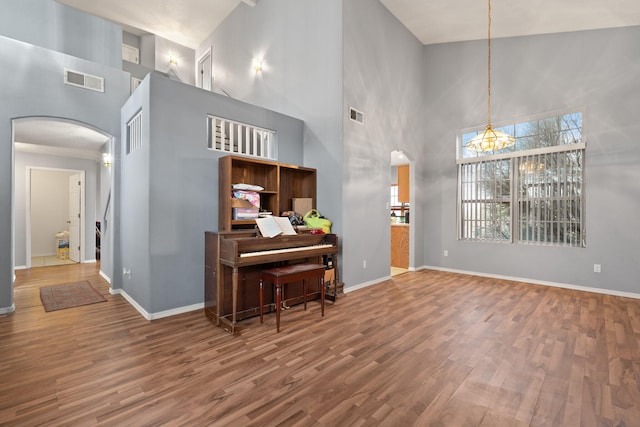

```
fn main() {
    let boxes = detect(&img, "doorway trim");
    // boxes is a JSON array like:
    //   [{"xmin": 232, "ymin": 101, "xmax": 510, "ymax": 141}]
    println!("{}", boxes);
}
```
[
  {"xmin": 25, "ymin": 167, "xmax": 85, "ymax": 268},
  {"xmin": 390, "ymin": 149, "xmax": 415, "ymax": 272},
  {"xmin": 197, "ymin": 46, "xmax": 213, "ymax": 91}
]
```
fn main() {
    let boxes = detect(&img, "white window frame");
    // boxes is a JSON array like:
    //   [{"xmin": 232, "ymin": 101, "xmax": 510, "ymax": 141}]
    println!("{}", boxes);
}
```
[{"xmin": 457, "ymin": 110, "xmax": 586, "ymax": 247}]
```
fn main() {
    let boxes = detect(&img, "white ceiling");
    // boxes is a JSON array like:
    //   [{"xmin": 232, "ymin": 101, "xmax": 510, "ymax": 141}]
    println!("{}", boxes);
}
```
[
  {"xmin": 14, "ymin": 119, "xmax": 110, "ymax": 161},
  {"xmin": 380, "ymin": 0, "xmax": 640, "ymax": 45},
  {"xmin": 56, "ymin": 0, "xmax": 640, "ymax": 48},
  {"xmin": 57, "ymin": 0, "xmax": 253, "ymax": 49}
]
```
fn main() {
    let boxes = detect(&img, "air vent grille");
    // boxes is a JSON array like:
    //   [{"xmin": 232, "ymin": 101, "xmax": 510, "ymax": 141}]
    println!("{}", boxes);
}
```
[
  {"xmin": 350, "ymin": 107, "xmax": 364, "ymax": 124},
  {"xmin": 64, "ymin": 68, "xmax": 104, "ymax": 93}
]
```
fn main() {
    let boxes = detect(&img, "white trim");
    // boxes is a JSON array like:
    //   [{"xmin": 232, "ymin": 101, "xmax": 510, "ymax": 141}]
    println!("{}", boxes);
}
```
[
  {"xmin": 116, "ymin": 289, "xmax": 150, "ymax": 319},
  {"xmin": 122, "ymin": 43, "xmax": 139, "ymax": 64},
  {"xmin": 99, "ymin": 270, "xmax": 111, "ymax": 284},
  {"xmin": 349, "ymin": 107, "xmax": 364, "ymax": 124},
  {"xmin": 457, "ymin": 141, "xmax": 586, "ymax": 165},
  {"xmin": 14, "ymin": 265, "xmax": 26, "ymax": 270},
  {"xmin": 64, "ymin": 68, "xmax": 104, "ymax": 92},
  {"xmin": 25, "ymin": 168, "xmax": 31, "ymax": 268},
  {"xmin": 0, "ymin": 304, "xmax": 16, "ymax": 315},
  {"xmin": 457, "ymin": 107, "xmax": 586, "ymax": 160},
  {"xmin": 344, "ymin": 275, "xmax": 391, "ymax": 294},
  {"xmin": 112, "ymin": 288, "xmax": 204, "ymax": 321},
  {"xmin": 196, "ymin": 46, "xmax": 213, "ymax": 91},
  {"xmin": 148, "ymin": 303, "xmax": 205, "ymax": 320},
  {"xmin": 418, "ymin": 265, "xmax": 640, "ymax": 300}
]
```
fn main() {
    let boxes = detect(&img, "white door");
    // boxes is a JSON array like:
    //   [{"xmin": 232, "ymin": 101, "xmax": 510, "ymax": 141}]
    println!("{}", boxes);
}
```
[
  {"xmin": 198, "ymin": 49, "xmax": 212, "ymax": 91},
  {"xmin": 68, "ymin": 174, "xmax": 81, "ymax": 262}
]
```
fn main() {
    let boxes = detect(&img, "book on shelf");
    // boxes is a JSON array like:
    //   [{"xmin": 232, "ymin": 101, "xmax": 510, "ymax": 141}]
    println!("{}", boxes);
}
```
[
  {"xmin": 232, "ymin": 208, "xmax": 259, "ymax": 219},
  {"xmin": 255, "ymin": 216, "xmax": 297, "ymax": 238}
]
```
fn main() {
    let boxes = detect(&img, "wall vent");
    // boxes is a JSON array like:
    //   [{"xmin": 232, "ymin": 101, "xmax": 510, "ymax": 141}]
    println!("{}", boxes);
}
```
[
  {"xmin": 349, "ymin": 107, "xmax": 364, "ymax": 124},
  {"xmin": 64, "ymin": 68, "xmax": 104, "ymax": 92},
  {"xmin": 126, "ymin": 110, "xmax": 143, "ymax": 155}
]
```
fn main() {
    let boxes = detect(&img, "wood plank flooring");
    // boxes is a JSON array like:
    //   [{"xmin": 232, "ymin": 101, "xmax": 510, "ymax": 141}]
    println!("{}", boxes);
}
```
[{"xmin": 2, "ymin": 263, "xmax": 640, "ymax": 426}]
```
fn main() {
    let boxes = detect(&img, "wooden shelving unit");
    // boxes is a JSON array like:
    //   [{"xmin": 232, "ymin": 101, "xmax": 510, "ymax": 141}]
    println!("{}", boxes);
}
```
[{"xmin": 218, "ymin": 155, "xmax": 317, "ymax": 231}]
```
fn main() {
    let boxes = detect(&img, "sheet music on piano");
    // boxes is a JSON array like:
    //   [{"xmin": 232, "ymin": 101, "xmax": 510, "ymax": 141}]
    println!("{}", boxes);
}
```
[{"xmin": 255, "ymin": 216, "xmax": 297, "ymax": 238}]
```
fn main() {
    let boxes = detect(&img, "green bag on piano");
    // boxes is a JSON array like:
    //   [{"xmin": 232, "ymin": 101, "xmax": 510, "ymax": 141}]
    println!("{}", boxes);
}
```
[{"xmin": 303, "ymin": 209, "xmax": 332, "ymax": 234}]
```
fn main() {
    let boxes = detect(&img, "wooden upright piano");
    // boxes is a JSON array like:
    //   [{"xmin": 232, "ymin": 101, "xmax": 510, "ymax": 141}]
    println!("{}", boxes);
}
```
[{"xmin": 204, "ymin": 230, "xmax": 339, "ymax": 334}]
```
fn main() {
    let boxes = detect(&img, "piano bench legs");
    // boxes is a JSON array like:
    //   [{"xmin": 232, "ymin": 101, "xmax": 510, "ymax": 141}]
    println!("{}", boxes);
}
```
[{"xmin": 259, "ymin": 264, "xmax": 326, "ymax": 333}]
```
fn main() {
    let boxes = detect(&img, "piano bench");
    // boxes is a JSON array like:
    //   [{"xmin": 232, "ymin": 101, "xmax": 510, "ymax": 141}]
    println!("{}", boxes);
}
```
[{"xmin": 259, "ymin": 263, "xmax": 326, "ymax": 333}]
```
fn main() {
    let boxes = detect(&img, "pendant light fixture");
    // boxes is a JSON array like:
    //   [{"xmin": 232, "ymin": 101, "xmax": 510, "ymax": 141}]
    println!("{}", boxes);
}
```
[{"xmin": 465, "ymin": 0, "xmax": 515, "ymax": 153}]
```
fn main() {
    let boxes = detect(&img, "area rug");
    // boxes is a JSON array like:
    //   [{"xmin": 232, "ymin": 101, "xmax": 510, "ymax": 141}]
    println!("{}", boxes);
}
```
[{"xmin": 40, "ymin": 281, "xmax": 107, "ymax": 312}]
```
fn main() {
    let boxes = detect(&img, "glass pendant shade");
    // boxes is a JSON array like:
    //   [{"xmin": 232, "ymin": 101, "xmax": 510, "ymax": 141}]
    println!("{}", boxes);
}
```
[
  {"xmin": 466, "ymin": 125, "xmax": 516, "ymax": 152},
  {"xmin": 465, "ymin": 0, "xmax": 516, "ymax": 153}
]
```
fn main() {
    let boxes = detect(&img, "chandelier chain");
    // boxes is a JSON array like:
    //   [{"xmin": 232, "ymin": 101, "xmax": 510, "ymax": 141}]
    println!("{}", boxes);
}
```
[{"xmin": 487, "ymin": 0, "xmax": 492, "ymax": 127}]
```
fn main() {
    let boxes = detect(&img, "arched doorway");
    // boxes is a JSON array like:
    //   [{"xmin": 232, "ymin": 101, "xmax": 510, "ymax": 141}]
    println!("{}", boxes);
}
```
[
  {"xmin": 390, "ymin": 149, "xmax": 413, "ymax": 276},
  {"xmin": 12, "ymin": 117, "xmax": 113, "ymax": 275}
]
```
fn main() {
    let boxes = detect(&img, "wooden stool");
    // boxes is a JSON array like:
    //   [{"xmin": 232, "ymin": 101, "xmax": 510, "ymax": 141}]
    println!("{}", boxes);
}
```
[{"xmin": 259, "ymin": 263, "xmax": 326, "ymax": 332}]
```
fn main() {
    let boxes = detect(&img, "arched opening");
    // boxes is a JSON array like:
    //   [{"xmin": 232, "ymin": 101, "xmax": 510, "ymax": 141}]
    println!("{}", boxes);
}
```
[
  {"xmin": 390, "ymin": 149, "xmax": 414, "ymax": 276},
  {"xmin": 12, "ymin": 117, "xmax": 114, "ymax": 300}
]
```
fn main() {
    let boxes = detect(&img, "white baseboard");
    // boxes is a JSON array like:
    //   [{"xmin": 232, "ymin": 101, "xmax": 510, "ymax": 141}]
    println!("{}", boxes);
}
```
[
  {"xmin": 344, "ymin": 275, "xmax": 392, "ymax": 294},
  {"xmin": 0, "ymin": 304, "xmax": 16, "ymax": 315},
  {"xmin": 419, "ymin": 265, "xmax": 640, "ymax": 300},
  {"xmin": 99, "ymin": 270, "xmax": 111, "ymax": 284},
  {"xmin": 84, "ymin": 259, "xmax": 97, "ymax": 264},
  {"xmin": 147, "ymin": 302, "xmax": 205, "ymax": 320},
  {"xmin": 111, "ymin": 288, "xmax": 203, "ymax": 321},
  {"xmin": 343, "ymin": 267, "xmax": 640, "ymax": 301}
]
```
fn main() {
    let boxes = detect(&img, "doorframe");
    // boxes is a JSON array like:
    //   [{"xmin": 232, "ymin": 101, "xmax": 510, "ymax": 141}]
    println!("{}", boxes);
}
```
[
  {"xmin": 25, "ymin": 167, "xmax": 85, "ymax": 268},
  {"xmin": 390, "ymin": 149, "xmax": 415, "ymax": 272},
  {"xmin": 196, "ymin": 46, "xmax": 213, "ymax": 91}
]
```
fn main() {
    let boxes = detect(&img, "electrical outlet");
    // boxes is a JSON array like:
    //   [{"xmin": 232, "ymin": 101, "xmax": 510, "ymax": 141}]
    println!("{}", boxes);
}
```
[
  {"xmin": 363, "ymin": 260, "xmax": 367, "ymax": 269},
  {"xmin": 444, "ymin": 250, "xmax": 449, "ymax": 257},
  {"xmin": 594, "ymin": 264, "xmax": 601, "ymax": 273}
]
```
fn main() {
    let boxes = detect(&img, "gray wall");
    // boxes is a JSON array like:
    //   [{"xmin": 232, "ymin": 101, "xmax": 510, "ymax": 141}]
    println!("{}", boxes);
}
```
[
  {"xmin": 423, "ymin": 26, "xmax": 640, "ymax": 293},
  {"xmin": 342, "ymin": 0, "xmax": 426, "ymax": 286},
  {"xmin": 4, "ymin": 0, "xmax": 639, "ymax": 316},
  {"xmin": 196, "ymin": 0, "xmax": 344, "ymax": 241},
  {"xmin": 0, "ymin": 0, "xmax": 122, "ymax": 68},
  {"xmin": 0, "ymin": 22, "xmax": 129, "ymax": 312},
  {"xmin": 118, "ymin": 76, "xmax": 151, "ymax": 308},
  {"xmin": 197, "ymin": 0, "xmax": 354, "ymax": 283},
  {"xmin": 199, "ymin": 0, "xmax": 640, "ymax": 295},
  {"xmin": 154, "ymin": 36, "xmax": 195, "ymax": 85},
  {"xmin": 123, "ymin": 31, "xmax": 140, "ymax": 51},
  {"xmin": 118, "ymin": 73, "xmax": 305, "ymax": 314}
]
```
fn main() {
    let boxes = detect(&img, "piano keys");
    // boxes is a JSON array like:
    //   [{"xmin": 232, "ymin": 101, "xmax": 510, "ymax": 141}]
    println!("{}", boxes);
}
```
[{"xmin": 204, "ymin": 230, "xmax": 339, "ymax": 334}]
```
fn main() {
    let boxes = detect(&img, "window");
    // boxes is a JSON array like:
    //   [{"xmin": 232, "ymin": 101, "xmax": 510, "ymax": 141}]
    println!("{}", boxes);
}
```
[
  {"xmin": 458, "ymin": 111, "xmax": 585, "ymax": 247},
  {"xmin": 126, "ymin": 110, "xmax": 142, "ymax": 155},
  {"xmin": 207, "ymin": 116, "xmax": 276, "ymax": 160},
  {"xmin": 390, "ymin": 184, "xmax": 409, "ymax": 222}
]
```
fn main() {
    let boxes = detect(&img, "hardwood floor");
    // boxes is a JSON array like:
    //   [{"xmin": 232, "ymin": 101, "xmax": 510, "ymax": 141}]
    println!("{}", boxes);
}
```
[{"xmin": 2, "ymin": 264, "xmax": 640, "ymax": 426}]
